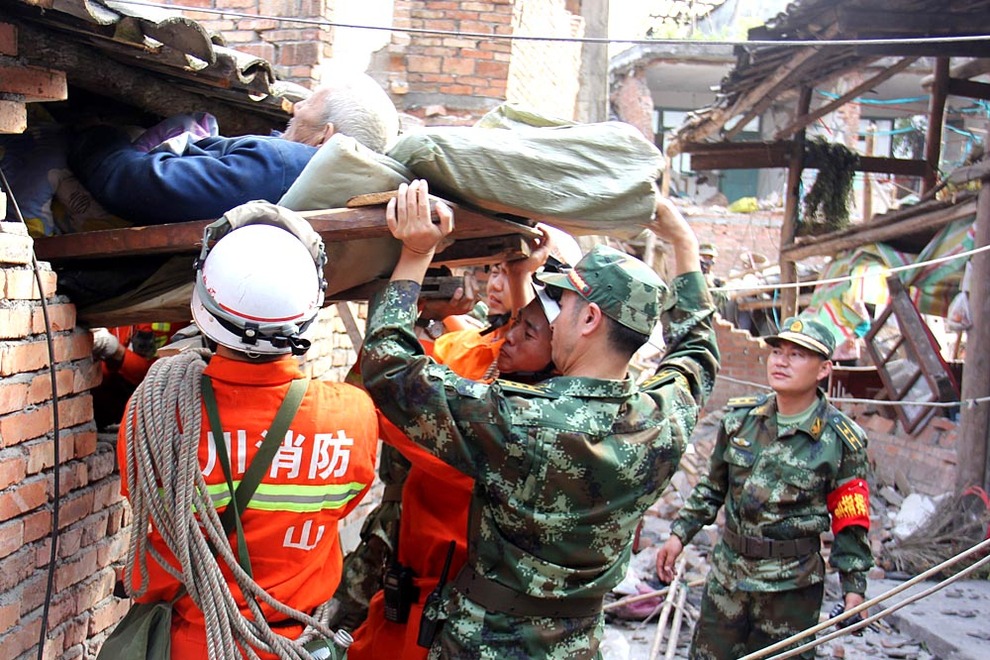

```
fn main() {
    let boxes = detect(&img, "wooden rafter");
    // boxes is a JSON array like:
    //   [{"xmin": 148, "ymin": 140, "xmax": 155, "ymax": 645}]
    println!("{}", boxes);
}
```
[{"xmin": 773, "ymin": 57, "xmax": 917, "ymax": 141}]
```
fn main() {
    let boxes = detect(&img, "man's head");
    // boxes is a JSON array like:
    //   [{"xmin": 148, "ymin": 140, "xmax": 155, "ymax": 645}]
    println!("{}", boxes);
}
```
[
  {"xmin": 191, "ymin": 203, "xmax": 326, "ymax": 358},
  {"xmin": 764, "ymin": 317, "xmax": 834, "ymax": 396},
  {"xmin": 699, "ymin": 243, "xmax": 718, "ymax": 275},
  {"xmin": 497, "ymin": 289, "xmax": 555, "ymax": 376},
  {"xmin": 282, "ymin": 72, "xmax": 399, "ymax": 153},
  {"xmin": 537, "ymin": 245, "xmax": 668, "ymax": 369}
]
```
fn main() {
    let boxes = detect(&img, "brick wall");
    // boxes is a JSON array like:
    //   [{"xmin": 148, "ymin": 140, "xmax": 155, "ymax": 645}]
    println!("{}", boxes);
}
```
[
  {"xmin": 610, "ymin": 68, "xmax": 655, "ymax": 144},
  {"xmin": 505, "ymin": 0, "xmax": 584, "ymax": 120},
  {"xmin": 181, "ymin": 0, "xmax": 331, "ymax": 86},
  {"xmin": 0, "ymin": 222, "xmax": 129, "ymax": 659},
  {"xmin": 375, "ymin": 0, "xmax": 585, "ymax": 125},
  {"xmin": 850, "ymin": 407, "xmax": 959, "ymax": 498},
  {"xmin": 704, "ymin": 316, "xmax": 771, "ymax": 414}
]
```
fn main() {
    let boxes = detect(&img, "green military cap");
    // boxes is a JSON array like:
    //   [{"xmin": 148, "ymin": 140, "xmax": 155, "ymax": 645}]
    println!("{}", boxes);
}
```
[
  {"xmin": 698, "ymin": 243, "xmax": 718, "ymax": 258},
  {"xmin": 765, "ymin": 316, "xmax": 835, "ymax": 359},
  {"xmin": 536, "ymin": 244, "xmax": 668, "ymax": 335}
]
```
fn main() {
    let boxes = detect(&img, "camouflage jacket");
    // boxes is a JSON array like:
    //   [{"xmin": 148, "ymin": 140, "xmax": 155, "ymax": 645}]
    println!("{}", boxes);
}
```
[
  {"xmin": 671, "ymin": 392, "xmax": 874, "ymax": 594},
  {"xmin": 361, "ymin": 272, "xmax": 719, "ymax": 606}
]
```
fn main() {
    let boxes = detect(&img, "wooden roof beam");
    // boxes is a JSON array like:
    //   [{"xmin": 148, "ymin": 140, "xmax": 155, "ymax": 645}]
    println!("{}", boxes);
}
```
[
  {"xmin": 921, "ymin": 58, "xmax": 990, "ymax": 87},
  {"xmin": 780, "ymin": 197, "xmax": 978, "ymax": 261},
  {"xmin": 668, "ymin": 24, "xmax": 839, "ymax": 154}
]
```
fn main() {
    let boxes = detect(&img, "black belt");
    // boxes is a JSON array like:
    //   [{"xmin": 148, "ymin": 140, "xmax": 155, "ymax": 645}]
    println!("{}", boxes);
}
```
[
  {"xmin": 452, "ymin": 566, "xmax": 603, "ymax": 619},
  {"xmin": 723, "ymin": 526, "xmax": 820, "ymax": 559}
]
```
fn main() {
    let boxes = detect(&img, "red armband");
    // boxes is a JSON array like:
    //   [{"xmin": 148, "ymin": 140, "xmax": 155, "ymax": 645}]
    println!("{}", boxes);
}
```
[{"xmin": 827, "ymin": 479, "xmax": 870, "ymax": 535}]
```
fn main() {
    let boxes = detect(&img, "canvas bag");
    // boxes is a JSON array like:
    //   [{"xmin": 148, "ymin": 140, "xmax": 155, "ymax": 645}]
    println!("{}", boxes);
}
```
[{"xmin": 387, "ymin": 103, "xmax": 666, "ymax": 240}]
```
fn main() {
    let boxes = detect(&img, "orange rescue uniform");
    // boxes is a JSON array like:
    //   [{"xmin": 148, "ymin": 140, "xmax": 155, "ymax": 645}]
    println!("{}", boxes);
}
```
[
  {"xmin": 348, "ymin": 330, "xmax": 500, "ymax": 660},
  {"xmin": 117, "ymin": 353, "xmax": 378, "ymax": 659}
]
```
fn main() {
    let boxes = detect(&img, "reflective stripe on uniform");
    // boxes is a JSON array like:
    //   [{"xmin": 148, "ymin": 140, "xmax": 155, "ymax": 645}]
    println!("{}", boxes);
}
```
[{"xmin": 205, "ymin": 481, "xmax": 368, "ymax": 512}]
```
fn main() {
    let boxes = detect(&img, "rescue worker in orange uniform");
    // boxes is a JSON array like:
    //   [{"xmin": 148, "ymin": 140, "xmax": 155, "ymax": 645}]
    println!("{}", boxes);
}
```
[
  {"xmin": 91, "ymin": 322, "xmax": 184, "ymax": 428},
  {"xmin": 113, "ymin": 203, "xmax": 378, "ymax": 659},
  {"xmin": 347, "ymin": 234, "xmax": 579, "ymax": 660}
]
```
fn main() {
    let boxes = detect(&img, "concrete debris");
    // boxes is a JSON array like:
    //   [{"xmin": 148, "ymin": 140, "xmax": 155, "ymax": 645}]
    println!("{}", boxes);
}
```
[{"xmin": 891, "ymin": 493, "xmax": 937, "ymax": 540}]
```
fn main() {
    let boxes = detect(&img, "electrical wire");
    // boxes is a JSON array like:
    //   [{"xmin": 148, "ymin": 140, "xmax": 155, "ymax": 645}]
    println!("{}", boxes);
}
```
[
  {"xmin": 112, "ymin": 0, "xmax": 990, "ymax": 48},
  {"xmin": 710, "ymin": 242, "xmax": 990, "ymax": 295},
  {"xmin": 0, "ymin": 165, "xmax": 62, "ymax": 660}
]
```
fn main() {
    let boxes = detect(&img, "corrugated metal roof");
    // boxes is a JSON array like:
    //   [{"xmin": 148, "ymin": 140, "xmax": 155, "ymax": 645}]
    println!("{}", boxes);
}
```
[{"xmin": 3, "ymin": 0, "xmax": 309, "ymax": 132}]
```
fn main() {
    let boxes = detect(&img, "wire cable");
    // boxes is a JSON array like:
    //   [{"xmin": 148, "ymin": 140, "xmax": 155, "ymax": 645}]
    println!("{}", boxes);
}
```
[
  {"xmin": 710, "ymin": 242, "xmax": 990, "ymax": 295},
  {"xmin": 111, "ymin": 0, "xmax": 990, "ymax": 48},
  {"xmin": 0, "ymin": 165, "xmax": 62, "ymax": 660}
]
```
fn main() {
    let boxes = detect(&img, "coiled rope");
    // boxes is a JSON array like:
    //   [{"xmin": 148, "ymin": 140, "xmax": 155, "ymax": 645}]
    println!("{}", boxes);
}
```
[{"xmin": 122, "ymin": 350, "xmax": 336, "ymax": 659}]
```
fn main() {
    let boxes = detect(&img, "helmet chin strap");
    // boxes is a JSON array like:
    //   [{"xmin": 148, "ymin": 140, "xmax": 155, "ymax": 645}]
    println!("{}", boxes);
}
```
[{"xmin": 211, "ymin": 313, "xmax": 314, "ymax": 356}]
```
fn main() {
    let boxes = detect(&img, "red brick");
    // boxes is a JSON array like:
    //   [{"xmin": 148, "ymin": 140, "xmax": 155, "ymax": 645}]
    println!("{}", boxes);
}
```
[
  {"xmin": 0, "ymin": 518, "xmax": 23, "ymax": 559},
  {"xmin": 0, "ymin": 600, "xmax": 18, "ymax": 635},
  {"xmin": 0, "ymin": 377, "xmax": 29, "ymax": 415},
  {"xmin": 74, "ymin": 571, "xmax": 116, "ymax": 621},
  {"xmin": 57, "ymin": 489, "xmax": 94, "ymax": 530},
  {"xmin": 0, "ymin": 100, "xmax": 25, "ymax": 135},
  {"xmin": 54, "ymin": 546, "xmax": 98, "ymax": 591},
  {"xmin": 31, "ymin": 302, "xmax": 76, "ymax": 333},
  {"xmin": 0, "ymin": 64, "xmax": 67, "ymax": 101},
  {"xmin": 106, "ymin": 504, "xmax": 123, "ymax": 535},
  {"xmin": 89, "ymin": 597, "xmax": 130, "ymax": 636},
  {"xmin": 0, "ymin": 611, "xmax": 42, "ymax": 659},
  {"xmin": 72, "ymin": 360, "xmax": 103, "ymax": 394},
  {"xmin": 73, "ymin": 429, "xmax": 98, "ymax": 461},
  {"xmin": 0, "ymin": 450, "xmax": 26, "ymax": 489},
  {"xmin": 0, "ymin": 477, "xmax": 47, "ymax": 522},
  {"xmin": 0, "ymin": 406, "xmax": 53, "ymax": 447},
  {"xmin": 86, "ymin": 446, "xmax": 116, "ymax": 482},
  {"xmin": 278, "ymin": 41, "xmax": 319, "ymax": 66},
  {"xmin": 0, "ymin": 304, "xmax": 31, "ymax": 339},
  {"xmin": 0, "ymin": 22, "xmax": 16, "ymax": 56},
  {"xmin": 2, "ymin": 267, "xmax": 57, "ymax": 300},
  {"xmin": 26, "ymin": 435, "xmax": 73, "ymax": 474},
  {"xmin": 55, "ymin": 331, "xmax": 93, "ymax": 363},
  {"xmin": 0, "ymin": 339, "xmax": 49, "ymax": 376},
  {"xmin": 21, "ymin": 508, "xmax": 50, "ymax": 544}
]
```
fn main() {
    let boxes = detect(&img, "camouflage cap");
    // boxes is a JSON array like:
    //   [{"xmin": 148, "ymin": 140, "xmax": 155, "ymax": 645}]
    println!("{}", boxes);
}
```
[
  {"xmin": 536, "ymin": 244, "xmax": 667, "ymax": 335},
  {"xmin": 765, "ymin": 316, "xmax": 835, "ymax": 359},
  {"xmin": 699, "ymin": 243, "xmax": 718, "ymax": 258}
]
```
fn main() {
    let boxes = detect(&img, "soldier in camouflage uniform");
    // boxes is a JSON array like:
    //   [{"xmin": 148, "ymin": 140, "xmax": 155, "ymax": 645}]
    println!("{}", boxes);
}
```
[
  {"xmin": 657, "ymin": 316, "xmax": 874, "ymax": 660},
  {"xmin": 361, "ymin": 179, "xmax": 719, "ymax": 659}
]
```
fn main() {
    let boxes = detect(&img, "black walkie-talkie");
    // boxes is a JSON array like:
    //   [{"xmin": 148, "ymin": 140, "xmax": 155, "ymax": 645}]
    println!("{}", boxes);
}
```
[{"xmin": 417, "ymin": 540, "xmax": 457, "ymax": 648}]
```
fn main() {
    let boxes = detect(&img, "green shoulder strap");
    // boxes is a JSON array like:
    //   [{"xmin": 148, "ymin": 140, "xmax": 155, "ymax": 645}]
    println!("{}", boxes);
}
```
[{"xmin": 201, "ymin": 375, "xmax": 309, "ymax": 577}]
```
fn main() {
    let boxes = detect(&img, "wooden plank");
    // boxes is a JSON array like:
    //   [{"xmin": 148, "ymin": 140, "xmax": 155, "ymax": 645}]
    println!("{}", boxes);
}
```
[
  {"xmin": 780, "ymin": 197, "xmax": 978, "ymax": 261},
  {"xmin": 947, "ymin": 77, "xmax": 990, "ymax": 102},
  {"xmin": 686, "ymin": 141, "xmax": 928, "ymax": 177},
  {"xmin": 33, "ymin": 199, "xmax": 540, "ymax": 261},
  {"xmin": 838, "ymin": 8, "xmax": 988, "ymax": 35},
  {"xmin": 947, "ymin": 160, "xmax": 990, "ymax": 185},
  {"xmin": 924, "ymin": 58, "xmax": 950, "ymax": 193}
]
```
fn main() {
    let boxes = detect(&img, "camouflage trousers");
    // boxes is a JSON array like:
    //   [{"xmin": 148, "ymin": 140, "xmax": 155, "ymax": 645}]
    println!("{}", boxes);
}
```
[
  {"xmin": 690, "ymin": 576, "xmax": 824, "ymax": 660},
  {"xmin": 427, "ymin": 587, "xmax": 605, "ymax": 660}
]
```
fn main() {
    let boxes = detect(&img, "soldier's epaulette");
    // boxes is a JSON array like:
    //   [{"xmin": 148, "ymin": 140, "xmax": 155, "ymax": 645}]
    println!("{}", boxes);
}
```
[
  {"xmin": 639, "ymin": 368, "xmax": 680, "ymax": 391},
  {"xmin": 726, "ymin": 394, "xmax": 767, "ymax": 409},
  {"xmin": 828, "ymin": 414, "xmax": 867, "ymax": 452},
  {"xmin": 497, "ymin": 379, "xmax": 559, "ymax": 398}
]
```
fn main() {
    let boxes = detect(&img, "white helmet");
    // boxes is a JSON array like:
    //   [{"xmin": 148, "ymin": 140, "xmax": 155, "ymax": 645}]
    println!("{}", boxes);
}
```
[{"xmin": 191, "ymin": 202, "xmax": 326, "ymax": 356}]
